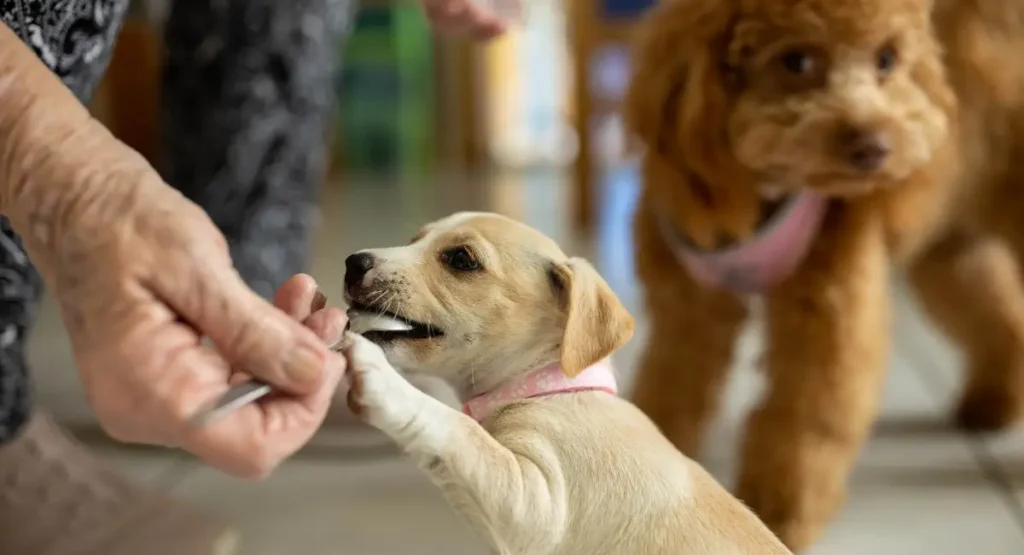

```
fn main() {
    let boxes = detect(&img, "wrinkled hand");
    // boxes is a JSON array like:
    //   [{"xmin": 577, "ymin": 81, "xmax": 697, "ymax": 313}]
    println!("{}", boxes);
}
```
[
  {"xmin": 27, "ymin": 170, "xmax": 346, "ymax": 479},
  {"xmin": 419, "ymin": 0, "xmax": 521, "ymax": 39}
]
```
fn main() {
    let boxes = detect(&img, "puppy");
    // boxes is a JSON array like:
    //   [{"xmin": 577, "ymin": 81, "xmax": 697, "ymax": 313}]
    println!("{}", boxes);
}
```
[
  {"xmin": 340, "ymin": 212, "xmax": 791, "ymax": 555},
  {"xmin": 625, "ymin": 0, "xmax": 1024, "ymax": 549}
]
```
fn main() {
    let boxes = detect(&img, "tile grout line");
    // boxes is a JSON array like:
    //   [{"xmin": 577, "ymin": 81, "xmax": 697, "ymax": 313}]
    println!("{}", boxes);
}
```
[
  {"xmin": 896, "ymin": 318, "xmax": 1024, "ymax": 539},
  {"xmin": 967, "ymin": 436, "xmax": 1024, "ymax": 535}
]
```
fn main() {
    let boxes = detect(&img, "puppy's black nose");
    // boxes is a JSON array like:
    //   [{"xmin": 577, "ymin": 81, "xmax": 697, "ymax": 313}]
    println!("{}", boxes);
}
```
[
  {"xmin": 344, "ymin": 252, "xmax": 376, "ymax": 287},
  {"xmin": 837, "ymin": 127, "xmax": 891, "ymax": 173}
]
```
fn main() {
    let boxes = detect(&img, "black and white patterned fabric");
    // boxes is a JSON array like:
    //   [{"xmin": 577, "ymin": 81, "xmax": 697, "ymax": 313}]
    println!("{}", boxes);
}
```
[
  {"xmin": 0, "ymin": 217, "xmax": 41, "ymax": 444},
  {"xmin": 161, "ymin": 0, "xmax": 356, "ymax": 299},
  {"xmin": 0, "ymin": 0, "xmax": 355, "ymax": 444},
  {"xmin": 0, "ymin": 0, "xmax": 128, "ymax": 100}
]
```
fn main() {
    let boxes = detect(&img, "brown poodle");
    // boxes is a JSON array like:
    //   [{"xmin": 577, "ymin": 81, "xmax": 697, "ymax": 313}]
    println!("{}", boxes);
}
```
[{"xmin": 625, "ymin": 0, "xmax": 1024, "ymax": 549}]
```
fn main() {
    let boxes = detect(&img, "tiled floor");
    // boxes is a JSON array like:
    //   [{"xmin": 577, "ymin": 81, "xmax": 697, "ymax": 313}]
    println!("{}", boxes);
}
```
[{"xmin": 26, "ymin": 170, "xmax": 1024, "ymax": 554}]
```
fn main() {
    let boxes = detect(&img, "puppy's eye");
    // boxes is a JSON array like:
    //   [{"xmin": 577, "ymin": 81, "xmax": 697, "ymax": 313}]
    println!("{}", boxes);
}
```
[
  {"xmin": 876, "ymin": 43, "xmax": 898, "ymax": 75},
  {"xmin": 779, "ymin": 49, "xmax": 815, "ymax": 75},
  {"xmin": 441, "ymin": 246, "xmax": 481, "ymax": 272}
]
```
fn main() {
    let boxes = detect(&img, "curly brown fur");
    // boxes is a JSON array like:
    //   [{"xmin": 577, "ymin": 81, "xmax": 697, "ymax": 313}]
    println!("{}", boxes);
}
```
[{"xmin": 627, "ymin": 0, "xmax": 1024, "ymax": 550}]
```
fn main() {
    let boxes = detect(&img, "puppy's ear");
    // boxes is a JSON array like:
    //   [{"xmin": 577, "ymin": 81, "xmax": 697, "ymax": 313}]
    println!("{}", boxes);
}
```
[
  {"xmin": 623, "ymin": 0, "xmax": 759, "ymax": 246},
  {"xmin": 550, "ymin": 258, "xmax": 635, "ymax": 377}
]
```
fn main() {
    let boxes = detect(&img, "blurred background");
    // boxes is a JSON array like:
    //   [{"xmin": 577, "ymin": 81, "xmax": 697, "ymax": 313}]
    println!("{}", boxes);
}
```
[{"xmin": 27, "ymin": 0, "xmax": 1024, "ymax": 553}]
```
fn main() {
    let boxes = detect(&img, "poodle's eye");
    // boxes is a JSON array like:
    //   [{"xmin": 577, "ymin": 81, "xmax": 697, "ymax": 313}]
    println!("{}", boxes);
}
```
[
  {"xmin": 441, "ymin": 246, "xmax": 481, "ymax": 272},
  {"xmin": 779, "ymin": 50, "xmax": 815, "ymax": 75},
  {"xmin": 876, "ymin": 44, "xmax": 898, "ymax": 75},
  {"xmin": 769, "ymin": 46, "xmax": 828, "ymax": 91}
]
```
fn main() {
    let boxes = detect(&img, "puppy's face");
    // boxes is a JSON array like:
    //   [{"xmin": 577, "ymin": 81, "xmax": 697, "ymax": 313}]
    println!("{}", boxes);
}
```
[
  {"xmin": 626, "ymin": 0, "xmax": 955, "ymax": 203},
  {"xmin": 343, "ymin": 212, "xmax": 634, "ymax": 394}
]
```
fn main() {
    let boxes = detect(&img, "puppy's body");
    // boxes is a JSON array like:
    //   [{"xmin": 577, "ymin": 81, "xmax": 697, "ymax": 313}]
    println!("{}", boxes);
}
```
[
  {"xmin": 341, "ymin": 212, "xmax": 790, "ymax": 555},
  {"xmin": 626, "ymin": 0, "xmax": 1024, "ymax": 550}
]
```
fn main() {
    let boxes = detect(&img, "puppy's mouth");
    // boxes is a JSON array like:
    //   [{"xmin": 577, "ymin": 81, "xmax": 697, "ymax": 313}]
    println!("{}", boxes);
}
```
[{"xmin": 346, "ymin": 301, "xmax": 444, "ymax": 342}]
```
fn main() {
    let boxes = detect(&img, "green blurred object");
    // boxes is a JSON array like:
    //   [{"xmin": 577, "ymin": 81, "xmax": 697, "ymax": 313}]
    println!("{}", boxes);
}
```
[{"xmin": 337, "ymin": 2, "xmax": 435, "ymax": 175}]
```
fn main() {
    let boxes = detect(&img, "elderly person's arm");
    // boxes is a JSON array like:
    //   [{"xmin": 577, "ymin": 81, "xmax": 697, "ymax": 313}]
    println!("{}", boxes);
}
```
[{"xmin": 0, "ymin": 23, "xmax": 347, "ymax": 479}]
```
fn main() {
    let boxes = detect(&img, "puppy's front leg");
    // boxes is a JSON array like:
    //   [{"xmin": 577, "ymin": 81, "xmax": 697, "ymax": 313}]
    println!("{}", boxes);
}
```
[
  {"xmin": 344, "ymin": 335, "xmax": 568, "ymax": 555},
  {"xmin": 737, "ymin": 205, "xmax": 890, "ymax": 551}
]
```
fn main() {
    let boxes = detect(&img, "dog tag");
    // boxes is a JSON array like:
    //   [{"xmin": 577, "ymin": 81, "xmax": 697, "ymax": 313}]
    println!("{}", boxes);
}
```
[{"xmin": 347, "ymin": 310, "xmax": 414, "ymax": 334}]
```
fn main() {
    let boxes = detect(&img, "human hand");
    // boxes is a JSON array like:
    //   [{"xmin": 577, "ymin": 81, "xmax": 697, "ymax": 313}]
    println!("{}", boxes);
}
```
[
  {"xmin": 0, "ymin": 21, "xmax": 344, "ymax": 478},
  {"xmin": 14, "ymin": 162, "xmax": 346, "ymax": 478},
  {"xmin": 419, "ymin": 0, "xmax": 521, "ymax": 40}
]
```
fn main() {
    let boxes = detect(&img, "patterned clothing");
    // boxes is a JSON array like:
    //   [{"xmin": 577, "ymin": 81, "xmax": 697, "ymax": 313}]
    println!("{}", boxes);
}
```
[
  {"xmin": 0, "ymin": 0, "xmax": 127, "ymax": 100},
  {"xmin": 162, "ymin": 0, "xmax": 355, "ymax": 299},
  {"xmin": 0, "ymin": 0, "xmax": 356, "ymax": 444}
]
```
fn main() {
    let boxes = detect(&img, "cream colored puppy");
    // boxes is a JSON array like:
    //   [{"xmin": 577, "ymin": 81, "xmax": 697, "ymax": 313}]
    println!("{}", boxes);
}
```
[{"xmin": 341, "ymin": 212, "xmax": 790, "ymax": 555}]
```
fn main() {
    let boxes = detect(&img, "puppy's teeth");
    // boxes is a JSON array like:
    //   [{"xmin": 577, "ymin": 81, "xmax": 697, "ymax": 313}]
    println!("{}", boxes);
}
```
[{"xmin": 347, "ymin": 311, "xmax": 414, "ymax": 334}]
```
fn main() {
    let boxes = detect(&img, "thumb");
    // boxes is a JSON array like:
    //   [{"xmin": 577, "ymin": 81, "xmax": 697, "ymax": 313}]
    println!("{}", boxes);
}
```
[{"xmin": 157, "ymin": 263, "xmax": 333, "ymax": 395}]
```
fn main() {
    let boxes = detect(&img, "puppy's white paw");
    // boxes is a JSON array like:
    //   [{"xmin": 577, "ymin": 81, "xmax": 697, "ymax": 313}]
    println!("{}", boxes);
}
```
[{"xmin": 343, "ymin": 333, "xmax": 419, "ymax": 430}]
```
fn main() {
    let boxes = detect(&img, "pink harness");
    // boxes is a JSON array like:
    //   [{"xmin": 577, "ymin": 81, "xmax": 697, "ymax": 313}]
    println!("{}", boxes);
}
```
[
  {"xmin": 659, "ymin": 192, "xmax": 827, "ymax": 293},
  {"xmin": 462, "ymin": 360, "xmax": 619, "ymax": 422}
]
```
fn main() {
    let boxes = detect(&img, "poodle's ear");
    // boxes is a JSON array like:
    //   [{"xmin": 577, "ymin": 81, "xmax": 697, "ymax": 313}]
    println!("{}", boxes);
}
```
[
  {"xmin": 623, "ymin": 0, "xmax": 738, "ymax": 168},
  {"xmin": 623, "ymin": 0, "xmax": 760, "ymax": 246},
  {"xmin": 550, "ymin": 258, "xmax": 635, "ymax": 378}
]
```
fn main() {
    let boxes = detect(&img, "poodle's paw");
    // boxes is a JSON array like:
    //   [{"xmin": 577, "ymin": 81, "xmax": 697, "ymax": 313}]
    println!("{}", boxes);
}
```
[{"xmin": 955, "ymin": 385, "xmax": 1023, "ymax": 432}]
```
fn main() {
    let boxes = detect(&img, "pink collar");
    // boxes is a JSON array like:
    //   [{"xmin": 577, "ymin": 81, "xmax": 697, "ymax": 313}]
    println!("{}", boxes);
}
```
[
  {"xmin": 462, "ymin": 360, "xmax": 618, "ymax": 422},
  {"xmin": 660, "ymin": 191, "xmax": 827, "ymax": 293}
]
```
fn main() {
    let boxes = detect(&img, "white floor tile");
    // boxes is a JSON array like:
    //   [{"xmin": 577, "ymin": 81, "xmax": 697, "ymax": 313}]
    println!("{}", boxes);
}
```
[
  {"xmin": 892, "ymin": 279, "xmax": 1024, "ymax": 521},
  {"xmin": 91, "ymin": 444, "xmax": 196, "ymax": 488},
  {"xmin": 170, "ymin": 457, "xmax": 486, "ymax": 555},
  {"xmin": 809, "ymin": 350, "xmax": 1024, "ymax": 554},
  {"xmin": 986, "ymin": 428, "xmax": 1024, "ymax": 510},
  {"xmin": 28, "ymin": 293, "xmax": 97, "ymax": 426}
]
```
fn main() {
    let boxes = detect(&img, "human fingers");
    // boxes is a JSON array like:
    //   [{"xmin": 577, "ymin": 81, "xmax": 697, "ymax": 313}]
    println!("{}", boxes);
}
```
[
  {"xmin": 151, "ymin": 247, "xmax": 337, "ymax": 396},
  {"xmin": 273, "ymin": 273, "xmax": 322, "ymax": 321}
]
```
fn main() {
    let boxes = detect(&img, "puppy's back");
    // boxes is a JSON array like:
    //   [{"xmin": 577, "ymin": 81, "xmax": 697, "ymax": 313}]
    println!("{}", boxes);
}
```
[{"xmin": 486, "ymin": 394, "xmax": 791, "ymax": 555}]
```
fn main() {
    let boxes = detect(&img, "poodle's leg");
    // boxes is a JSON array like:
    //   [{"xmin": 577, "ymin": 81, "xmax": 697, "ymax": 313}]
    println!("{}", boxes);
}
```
[
  {"xmin": 912, "ymin": 230, "xmax": 1024, "ymax": 430},
  {"xmin": 737, "ymin": 206, "xmax": 890, "ymax": 550},
  {"xmin": 631, "ymin": 208, "xmax": 748, "ymax": 457}
]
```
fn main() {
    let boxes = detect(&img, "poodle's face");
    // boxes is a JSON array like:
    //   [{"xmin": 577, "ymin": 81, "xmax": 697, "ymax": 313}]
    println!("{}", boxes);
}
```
[
  {"xmin": 728, "ymin": 0, "xmax": 950, "ymax": 195},
  {"xmin": 627, "ymin": 0, "xmax": 955, "ymax": 202}
]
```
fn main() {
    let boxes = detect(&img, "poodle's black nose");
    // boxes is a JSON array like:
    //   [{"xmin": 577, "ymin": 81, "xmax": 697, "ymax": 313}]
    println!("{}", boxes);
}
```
[
  {"xmin": 838, "ymin": 127, "xmax": 891, "ymax": 173},
  {"xmin": 345, "ymin": 252, "xmax": 376, "ymax": 287}
]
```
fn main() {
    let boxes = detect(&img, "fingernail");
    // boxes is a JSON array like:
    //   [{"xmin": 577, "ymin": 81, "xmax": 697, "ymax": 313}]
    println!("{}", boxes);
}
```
[
  {"xmin": 285, "ymin": 343, "xmax": 325, "ymax": 388},
  {"xmin": 312, "ymin": 290, "xmax": 327, "ymax": 312}
]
